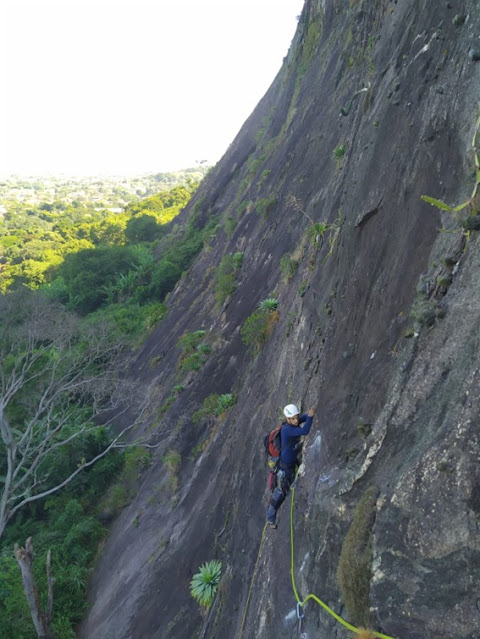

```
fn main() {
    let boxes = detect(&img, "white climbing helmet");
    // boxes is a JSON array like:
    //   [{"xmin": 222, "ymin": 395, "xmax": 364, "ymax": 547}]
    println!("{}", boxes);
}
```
[{"xmin": 284, "ymin": 404, "xmax": 300, "ymax": 418}]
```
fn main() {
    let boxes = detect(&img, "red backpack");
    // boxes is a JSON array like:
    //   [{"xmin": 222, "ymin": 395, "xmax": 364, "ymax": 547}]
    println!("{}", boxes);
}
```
[
  {"xmin": 265, "ymin": 424, "xmax": 283, "ymax": 459},
  {"xmin": 264, "ymin": 423, "xmax": 284, "ymax": 491}
]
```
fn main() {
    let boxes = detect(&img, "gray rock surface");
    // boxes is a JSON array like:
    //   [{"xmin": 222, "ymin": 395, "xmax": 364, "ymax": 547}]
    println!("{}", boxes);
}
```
[{"xmin": 79, "ymin": 1, "xmax": 480, "ymax": 637}]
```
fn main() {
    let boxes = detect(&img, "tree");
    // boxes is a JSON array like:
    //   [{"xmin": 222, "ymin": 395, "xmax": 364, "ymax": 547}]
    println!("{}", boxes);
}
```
[
  {"xmin": 14, "ymin": 538, "xmax": 54, "ymax": 639},
  {"xmin": 125, "ymin": 214, "xmax": 163, "ymax": 244},
  {"xmin": 0, "ymin": 290, "xmax": 147, "ymax": 541},
  {"xmin": 58, "ymin": 245, "xmax": 139, "ymax": 313}
]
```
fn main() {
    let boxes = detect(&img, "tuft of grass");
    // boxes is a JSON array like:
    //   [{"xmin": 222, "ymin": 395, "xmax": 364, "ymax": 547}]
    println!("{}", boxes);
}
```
[
  {"xmin": 255, "ymin": 195, "xmax": 277, "ymax": 219},
  {"xmin": 214, "ymin": 253, "xmax": 243, "ymax": 305},
  {"xmin": 192, "ymin": 393, "xmax": 237, "ymax": 426},
  {"xmin": 298, "ymin": 280, "xmax": 309, "ymax": 297},
  {"xmin": 241, "ymin": 300, "xmax": 279, "ymax": 352},
  {"xmin": 280, "ymin": 254, "xmax": 299, "ymax": 282},
  {"xmin": 258, "ymin": 297, "xmax": 278, "ymax": 311},
  {"xmin": 163, "ymin": 449, "xmax": 181, "ymax": 474},
  {"xmin": 190, "ymin": 560, "xmax": 222, "ymax": 608},
  {"xmin": 306, "ymin": 221, "xmax": 331, "ymax": 246},
  {"xmin": 409, "ymin": 298, "xmax": 438, "ymax": 328},
  {"xmin": 336, "ymin": 487, "xmax": 377, "ymax": 628},
  {"xmin": 177, "ymin": 330, "xmax": 211, "ymax": 371},
  {"xmin": 163, "ymin": 449, "xmax": 181, "ymax": 498}
]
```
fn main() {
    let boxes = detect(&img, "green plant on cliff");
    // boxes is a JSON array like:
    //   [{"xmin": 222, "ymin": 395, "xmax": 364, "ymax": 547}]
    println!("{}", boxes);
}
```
[
  {"xmin": 241, "ymin": 299, "xmax": 279, "ymax": 352},
  {"xmin": 163, "ymin": 449, "xmax": 181, "ymax": 498},
  {"xmin": 177, "ymin": 330, "xmax": 211, "ymax": 371},
  {"xmin": 298, "ymin": 13, "xmax": 323, "ymax": 77},
  {"xmin": 421, "ymin": 110, "xmax": 480, "ymax": 220},
  {"xmin": 336, "ymin": 487, "xmax": 377, "ymax": 628},
  {"xmin": 333, "ymin": 143, "xmax": 346, "ymax": 169},
  {"xmin": 214, "ymin": 252, "xmax": 244, "ymax": 305},
  {"xmin": 258, "ymin": 297, "xmax": 278, "ymax": 311},
  {"xmin": 190, "ymin": 560, "xmax": 222, "ymax": 608},
  {"xmin": 307, "ymin": 221, "xmax": 331, "ymax": 245},
  {"xmin": 192, "ymin": 393, "xmax": 237, "ymax": 426},
  {"xmin": 255, "ymin": 195, "xmax": 277, "ymax": 219},
  {"xmin": 280, "ymin": 254, "xmax": 300, "ymax": 281},
  {"xmin": 286, "ymin": 195, "xmax": 343, "ymax": 257}
]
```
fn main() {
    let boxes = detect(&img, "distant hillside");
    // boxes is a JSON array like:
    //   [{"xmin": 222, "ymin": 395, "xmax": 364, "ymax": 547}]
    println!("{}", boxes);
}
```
[{"xmin": 0, "ymin": 166, "xmax": 211, "ymax": 210}]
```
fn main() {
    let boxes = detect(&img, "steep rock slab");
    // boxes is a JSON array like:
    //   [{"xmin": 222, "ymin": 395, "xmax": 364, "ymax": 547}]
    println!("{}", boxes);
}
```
[{"xmin": 80, "ymin": 0, "xmax": 480, "ymax": 637}]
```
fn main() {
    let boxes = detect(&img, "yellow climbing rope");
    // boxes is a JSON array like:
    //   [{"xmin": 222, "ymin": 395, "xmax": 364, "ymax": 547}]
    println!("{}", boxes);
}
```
[
  {"xmin": 290, "ymin": 486, "xmax": 396, "ymax": 639},
  {"xmin": 236, "ymin": 521, "xmax": 268, "ymax": 639},
  {"xmin": 237, "ymin": 486, "xmax": 397, "ymax": 639}
]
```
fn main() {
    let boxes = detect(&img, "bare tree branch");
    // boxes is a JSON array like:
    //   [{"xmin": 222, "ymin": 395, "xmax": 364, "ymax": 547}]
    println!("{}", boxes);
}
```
[
  {"xmin": 0, "ymin": 291, "xmax": 149, "ymax": 540},
  {"xmin": 14, "ymin": 538, "xmax": 54, "ymax": 639}
]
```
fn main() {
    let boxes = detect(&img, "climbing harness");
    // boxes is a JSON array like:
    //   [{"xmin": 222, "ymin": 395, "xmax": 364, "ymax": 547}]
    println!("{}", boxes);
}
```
[{"xmin": 290, "ymin": 486, "xmax": 396, "ymax": 639}]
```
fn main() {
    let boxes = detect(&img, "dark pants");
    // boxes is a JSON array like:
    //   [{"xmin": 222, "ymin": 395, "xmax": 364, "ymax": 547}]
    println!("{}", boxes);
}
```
[{"xmin": 266, "ymin": 463, "xmax": 297, "ymax": 525}]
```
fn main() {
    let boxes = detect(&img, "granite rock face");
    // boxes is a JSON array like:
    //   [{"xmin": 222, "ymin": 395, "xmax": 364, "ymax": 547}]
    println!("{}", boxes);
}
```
[{"xmin": 80, "ymin": 1, "xmax": 480, "ymax": 637}]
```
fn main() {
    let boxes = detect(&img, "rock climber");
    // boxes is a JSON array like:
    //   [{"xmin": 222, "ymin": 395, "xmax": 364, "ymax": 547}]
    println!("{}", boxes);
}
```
[{"xmin": 266, "ymin": 403, "xmax": 316, "ymax": 529}]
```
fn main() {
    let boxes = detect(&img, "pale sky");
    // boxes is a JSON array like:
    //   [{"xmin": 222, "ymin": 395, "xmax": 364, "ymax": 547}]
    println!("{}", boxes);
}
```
[{"xmin": 0, "ymin": 0, "xmax": 304, "ymax": 177}]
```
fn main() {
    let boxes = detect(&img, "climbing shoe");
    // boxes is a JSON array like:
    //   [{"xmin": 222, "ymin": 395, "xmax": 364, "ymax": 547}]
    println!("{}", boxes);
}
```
[{"xmin": 267, "ymin": 521, "xmax": 277, "ymax": 529}]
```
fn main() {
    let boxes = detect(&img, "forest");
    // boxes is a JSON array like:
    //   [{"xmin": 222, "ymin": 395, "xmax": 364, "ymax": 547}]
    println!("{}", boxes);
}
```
[{"xmin": 0, "ymin": 170, "xmax": 213, "ymax": 638}]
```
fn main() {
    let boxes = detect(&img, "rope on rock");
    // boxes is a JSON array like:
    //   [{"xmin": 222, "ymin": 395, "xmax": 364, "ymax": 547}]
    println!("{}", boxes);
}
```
[
  {"xmin": 236, "ymin": 484, "xmax": 397, "ymax": 639},
  {"xmin": 236, "ymin": 521, "xmax": 268, "ymax": 639},
  {"xmin": 289, "ymin": 486, "xmax": 396, "ymax": 639}
]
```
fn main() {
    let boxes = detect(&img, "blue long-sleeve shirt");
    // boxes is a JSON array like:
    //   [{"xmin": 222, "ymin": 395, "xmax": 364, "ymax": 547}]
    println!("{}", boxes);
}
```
[{"xmin": 280, "ymin": 413, "xmax": 313, "ymax": 465}]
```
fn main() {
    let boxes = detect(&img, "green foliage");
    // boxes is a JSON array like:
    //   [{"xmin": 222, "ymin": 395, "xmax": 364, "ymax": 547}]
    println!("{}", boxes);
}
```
[
  {"xmin": 0, "ymin": 290, "xmax": 152, "ymax": 635},
  {"xmin": 247, "ymin": 153, "xmax": 267, "ymax": 178},
  {"xmin": 298, "ymin": 280, "xmax": 309, "ymax": 297},
  {"xmin": 0, "ymin": 460, "xmax": 123, "ymax": 637},
  {"xmin": 86, "ymin": 302, "xmax": 166, "ymax": 344},
  {"xmin": 124, "ymin": 214, "xmax": 164, "ymax": 243},
  {"xmin": 0, "ymin": 178, "xmax": 208, "ymax": 325},
  {"xmin": 255, "ymin": 195, "xmax": 277, "ymax": 219},
  {"xmin": 190, "ymin": 560, "xmax": 222, "ymax": 608},
  {"xmin": 409, "ymin": 297, "xmax": 438, "ymax": 327},
  {"xmin": 233, "ymin": 252, "xmax": 244, "ymax": 269},
  {"xmin": 236, "ymin": 200, "xmax": 250, "ymax": 216},
  {"xmin": 332, "ymin": 143, "xmax": 346, "ymax": 159},
  {"xmin": 57, "ymin": 245, "xmax": 141, "ymax": 313},
  {"xmin": 304, "ymin": 211, "xmax": 343, "ymax": 260},
  {"xmin": 258, "ymin": 297, "xmax": 278, "ymax": 311},
  {"xmin": 421, "ymin": 110, "xmax": 480, "ymax": 218},
  {"xmin": 307, "ymin": 221, "xmax": 329, "ymax": 243},
  {"xmin": 420, "ymin": 195, "xmax": 470, "ymax": 213},
  {"xmin": 214, "ymin": 253, "xmax": 243, "ymax": 305},
  {"xmin": 215, "ymin": 255, "xmax": 237, "ymax": 305},
  {"xmin": 163, "ymin": 449, "xmax": 181, "ymax": 497},
  {"xmin": 0, "ymin": 553, "xmax": 31, "ymax": 638},
  {"xmin": 178, "ymin": 330, "xmax": 211, "ymax": 372},
  {"xmin": 172, "ymin": 384, "xmax": 184, "ymax": 394},
  {"xmin": 224, "ymin": 216, "xmax": 237, "ymax": 237},
  {"xmin": 280, "ymin": 254, "xmax": 299, "ymax": 281},
  {"xmin": 336, "ymin": 488, "xmax": 377, "ymax": 628},
  {"xmin": 178, "ymin": 329, "xmax": 206, "ymax": 352},
  {"xmin": 257, "ymin": 169, "xmax": 271, "ymax": 188},
  {"xmin": 94, "ymin": 446, "xmax": 151, "ymax": 524},
  {"xmin": 216, "ymin": 393, "xmax": 236, "ymax": 414},
  {"xmin": 297, "ymin": 14, "xmax": 323, "ymax": 76},
  {"xmin": 163, "ymin": 449, "xmax": 181, "ymax": 474},
  {"xmin": 192, "ymin": 393, "xmax": 236, "ymax": 426},
  {"xmin": 241, "ymin": 300, "xmax": 279, "ymax": 352}
]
